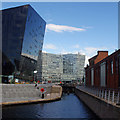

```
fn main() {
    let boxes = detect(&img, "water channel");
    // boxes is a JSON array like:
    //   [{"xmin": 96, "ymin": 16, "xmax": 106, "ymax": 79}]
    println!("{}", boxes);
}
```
[{"xmin": 2, "ymin": 93, "xmax": 99, "ymax": 119}]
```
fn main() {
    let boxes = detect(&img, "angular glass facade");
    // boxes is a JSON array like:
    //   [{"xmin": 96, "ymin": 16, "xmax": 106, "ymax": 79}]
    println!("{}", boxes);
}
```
[{"xmin": 2, "ymin": 5, "xmax": 46, "ymax": 83}]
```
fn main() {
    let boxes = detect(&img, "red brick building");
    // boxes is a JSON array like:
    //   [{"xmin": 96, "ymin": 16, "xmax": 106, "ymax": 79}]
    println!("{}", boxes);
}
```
[{"xmin": 85, "ymin": 49, "xmax": 120, "ymax": 89}]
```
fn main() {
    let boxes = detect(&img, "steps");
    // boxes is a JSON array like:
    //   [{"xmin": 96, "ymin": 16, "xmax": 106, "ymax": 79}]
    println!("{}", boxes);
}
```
[{"xmin": 2, "ymin": 84, "xmax": 51, "ymax": 98}]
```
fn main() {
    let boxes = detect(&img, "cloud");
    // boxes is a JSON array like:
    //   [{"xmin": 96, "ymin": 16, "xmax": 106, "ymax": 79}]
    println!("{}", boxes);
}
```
[
  {"xmin": 60, "ymin": 49, "xmax": 71, "ymax": 54},
  {"xmin": 73, "ymin": 44, "xmax": 80, "ymax": 49},
  {"xmin": 79, "ymin": 47, "xmax": 108, "ymax": 67},
  {"xmin": 61, "ymin": 46, "xmax": 108, "ymax": 67},
  {"xmin": 43, "ymin": 44, "xmax": 57, "ymax": 50},
  {"xmin": 84, "ymin": 56, "xmax": 90, "ymax": 67},
  {"xmin": 47, "ymin": 46, "xmax": 108, "ymax": 67},
  {"xmin": 42, "ymin": 50, "xmax": 47, "ymax": 53},
  {"xmin": 46, "ymin": 24, "xmax": 86, "ymax": 32},
  {"xmin": 81, "ymin": 26, "xmax": 93, "ymax": 29},
  {"xmin": 84, "ymin": 47, "xmax": 108, "ymax": 57}
]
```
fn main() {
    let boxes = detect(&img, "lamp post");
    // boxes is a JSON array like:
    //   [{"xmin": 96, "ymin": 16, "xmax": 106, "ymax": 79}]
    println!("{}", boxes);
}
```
[{"xmin": 33, "ymin": 70, "xmax": 37, "ymax": 83}]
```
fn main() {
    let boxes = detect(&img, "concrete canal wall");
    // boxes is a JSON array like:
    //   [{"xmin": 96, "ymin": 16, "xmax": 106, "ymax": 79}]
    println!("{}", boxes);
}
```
[
  {"xmin": 75, "ymin": 87, "xmax": 120, "ymax": 119},
  {"xmin": 1, "ymin": 84, "xmax": 62, "ymax": 105}
]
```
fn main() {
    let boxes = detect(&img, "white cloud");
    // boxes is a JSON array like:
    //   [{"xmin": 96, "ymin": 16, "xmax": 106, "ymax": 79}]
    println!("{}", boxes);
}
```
[
  {"xmin": 60, "ymin": 49, "xmax": 81, "ymax": 54},
  {"xmin": 43, "ymin": 44, "xmax": 57, "ymax": 50},
  {"xmin": 84, "ymin": 47, "xmax": 108, "ymax": 57},
  {"xmin": 84, "ymin": 56, "xmax": 90, "ymax": 67},
  {"xmin": 79, "ymin": 47, "xmax": 108, "ymax": 67},
  {"xmin": 60, "ymin": 49, "xmax": 71, "ymax": 54},
  {"xmin": 46, "ymin": 24, "xmax": 86, "ymax": 32},
  {"xmin": 51, "ymin": 46, "xmax": 108, "ymax": 67},
  {"xmin": 42, "ymin": 50, "xmax": 47, "ymax": 53},
  {"xmin": 73, "ymin": 44, "xmax": 80, "ymax": 49}
]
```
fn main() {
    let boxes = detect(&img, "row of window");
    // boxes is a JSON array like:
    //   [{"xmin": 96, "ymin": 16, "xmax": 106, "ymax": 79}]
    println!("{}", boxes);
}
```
[{"xmin": 90, "ymin": 57, "xmax": 120, "ymax": 77}]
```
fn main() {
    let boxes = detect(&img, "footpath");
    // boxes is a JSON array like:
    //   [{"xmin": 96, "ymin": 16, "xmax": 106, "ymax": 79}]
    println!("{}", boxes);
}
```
[
  {"xmin": 75, "ymin": 85, "xmax": 120, "ymax": 119},
  {"xmin": 76, "ymin": 85, "xmax": 120, "ymax": 107}
]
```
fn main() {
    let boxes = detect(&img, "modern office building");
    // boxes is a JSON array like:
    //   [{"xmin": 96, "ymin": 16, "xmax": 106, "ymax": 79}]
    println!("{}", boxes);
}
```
[
  {"xmin": 1, "ymin": 4, "xmax": 46, "ymax": 83},
  {"xmin": 42, "ymin": 52, "xmax": 85, "ymax": 83},
  {"xmin": 42, "ymin": 53, "xmax": 63, "ymax": 83},
  {"xmin": 62, "ymin": 53, "xmax": 85, "ymax": 82}
]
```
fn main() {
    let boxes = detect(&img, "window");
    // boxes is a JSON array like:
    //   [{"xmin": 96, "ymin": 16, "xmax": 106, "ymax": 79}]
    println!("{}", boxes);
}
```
[
  {"xmin": 100, "ymin": 62, "xmax": 106, "ymax": 87},
  {"xmin": 111, "ymin": 61, "xmax": 113, "ymax": 74},
  {"xmin": 34, "ymin": 39, "xmax": 37, "ymax": 43},
  {"xmin": 91, "ymin": 68, "xmax": 94, "ymax": 86},
  {"xmin": 116, "ymin": 59, "xmax": 118, "ymax": 74},
  {"xmin": 35, "ymin": 45, "xmax": 37, "ymax": 48}
]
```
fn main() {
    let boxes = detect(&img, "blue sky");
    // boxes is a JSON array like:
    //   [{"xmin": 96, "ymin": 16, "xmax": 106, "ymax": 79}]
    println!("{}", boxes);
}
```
[{"xmin": 2, "ymin": 2, "xmax": 118, "ymax": 65}]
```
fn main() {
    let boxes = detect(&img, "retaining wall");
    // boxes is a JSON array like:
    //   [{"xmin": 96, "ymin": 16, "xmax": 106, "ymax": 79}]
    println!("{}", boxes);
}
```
[
  {"xmin": 2, "ymin": 84, "xmax": 52, "ymax": 98},
  {"xmin": 75, "ymin": 87, "xmax": 120, "ymax": 119},
  {"xmin": 1, "ymin": 84, "xmax": 62, "ymax": 105}
]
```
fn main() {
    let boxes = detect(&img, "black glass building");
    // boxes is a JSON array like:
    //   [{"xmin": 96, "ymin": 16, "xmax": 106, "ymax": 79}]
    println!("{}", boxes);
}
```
[{"xmin": 1, "ymin": 4, "xmax": 46, "ymax": 83}]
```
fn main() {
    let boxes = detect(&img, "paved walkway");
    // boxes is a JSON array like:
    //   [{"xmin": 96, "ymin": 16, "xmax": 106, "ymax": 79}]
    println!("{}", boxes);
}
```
[
  {"xmin": 76, "ymin": 85, "xmax": 120, "ymax": 107},
  {"xmin": 76, "ymin": 86, "xmax": 97, "ymax": 96}
]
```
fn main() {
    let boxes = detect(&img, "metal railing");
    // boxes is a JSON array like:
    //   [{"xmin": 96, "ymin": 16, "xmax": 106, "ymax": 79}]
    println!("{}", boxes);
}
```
[
  {"xmin": 95, "ymin": 88, "xmax": 120, "ymax": 105},
  {"xmin": 76, "ymin": 85, "xmax": 120, "ymax": 105}
]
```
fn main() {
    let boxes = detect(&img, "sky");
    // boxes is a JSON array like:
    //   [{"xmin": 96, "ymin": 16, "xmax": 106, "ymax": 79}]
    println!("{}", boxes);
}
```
[{"xmin": 1, "ymin": 2, "xmax": 118, "ymax": 66}]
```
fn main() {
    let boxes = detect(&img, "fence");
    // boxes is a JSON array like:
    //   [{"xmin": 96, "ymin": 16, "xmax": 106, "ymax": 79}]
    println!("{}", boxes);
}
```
[
  {"xmin": 76, "ymin": 86, "xmax": 120, "ymax": 105},
  {"xmin": 95, "ymin": 88, "xmax": 120, "ymax": 105}
]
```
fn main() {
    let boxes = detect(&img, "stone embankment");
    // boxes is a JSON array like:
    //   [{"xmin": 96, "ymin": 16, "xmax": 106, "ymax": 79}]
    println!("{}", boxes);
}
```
[
  {"xmin": 1, "ymin": 84, "xmax": 62, "ymax": 106},
  {"xmin": 75, "ymin": 86, "xmax": 120, "ymax": 119}
]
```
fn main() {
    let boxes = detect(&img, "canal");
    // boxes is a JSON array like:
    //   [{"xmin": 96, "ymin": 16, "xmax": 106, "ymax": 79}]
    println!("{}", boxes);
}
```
[{"xmin": 2, "ymin": 93, "xmax": 99, "ymax": 119}]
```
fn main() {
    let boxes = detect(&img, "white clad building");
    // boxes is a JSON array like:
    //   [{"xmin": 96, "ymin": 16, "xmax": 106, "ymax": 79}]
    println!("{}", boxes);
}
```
[{"xmin": 41, "ymin": 52, "xmax": 85, "ymax": 83}]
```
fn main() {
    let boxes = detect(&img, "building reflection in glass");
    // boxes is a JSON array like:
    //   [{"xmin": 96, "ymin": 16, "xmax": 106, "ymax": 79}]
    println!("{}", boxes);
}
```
[{"xmin": 2, "ymin": 4, "xmax": 46, "ymax": 83}]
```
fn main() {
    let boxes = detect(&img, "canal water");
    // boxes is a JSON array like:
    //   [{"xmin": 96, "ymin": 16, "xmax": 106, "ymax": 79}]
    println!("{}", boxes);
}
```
[{"xmin": 2, "ymin": 93, "xmax": 98, "ymax": 119}]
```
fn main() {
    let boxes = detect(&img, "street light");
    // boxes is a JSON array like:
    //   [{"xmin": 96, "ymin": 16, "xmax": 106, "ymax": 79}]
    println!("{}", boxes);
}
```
[
  {"xmin": 33, "ymin": 70, "xmax": 37, "ymax": 83},
  {"xmin": 34, "ymin": 70, "xmax": 37, "ymax": 74}
]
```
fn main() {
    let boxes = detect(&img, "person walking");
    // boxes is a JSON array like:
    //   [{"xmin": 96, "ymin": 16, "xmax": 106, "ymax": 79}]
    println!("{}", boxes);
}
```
[{"xmin": 34, "ymin": 81, "xmax": 37, "ymax": 87}]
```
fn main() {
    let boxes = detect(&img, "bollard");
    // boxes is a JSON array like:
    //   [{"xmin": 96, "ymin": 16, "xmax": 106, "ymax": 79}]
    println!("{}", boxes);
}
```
[
  {"xmin": 40, "ymin": 88, "xmax": 45, "ymax": 99},
  {"xmin": 42, "ymin": 93, "xmax": 44, "ymax": 99}
]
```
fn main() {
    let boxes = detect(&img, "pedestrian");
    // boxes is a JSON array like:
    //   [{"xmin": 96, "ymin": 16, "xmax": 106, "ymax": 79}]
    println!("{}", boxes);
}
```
[{"xmin": 34, "ymin": 81, "xmax": 37, "ymax": 87}]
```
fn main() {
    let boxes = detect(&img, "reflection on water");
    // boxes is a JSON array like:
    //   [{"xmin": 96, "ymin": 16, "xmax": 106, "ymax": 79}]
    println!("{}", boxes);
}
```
[{"xmin": 2, "ymin": 93, "xmax": 98, "ymax": 119}]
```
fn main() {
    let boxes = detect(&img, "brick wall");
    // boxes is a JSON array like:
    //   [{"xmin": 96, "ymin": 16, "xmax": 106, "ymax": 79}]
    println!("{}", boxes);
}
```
[
  {"xmin": 94, "ymin": 51, "xmax": 108, "ymax": 64},
  {"xmin": 85, "ymin": 50, "xmax": 120, "ymax": 89}
]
